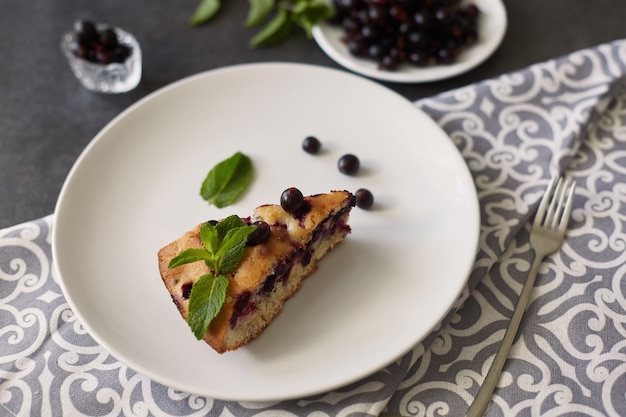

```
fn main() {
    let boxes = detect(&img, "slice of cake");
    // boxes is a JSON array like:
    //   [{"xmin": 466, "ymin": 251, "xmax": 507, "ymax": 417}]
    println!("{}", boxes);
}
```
[{"xmin": 158, "ymin": 189, "xmax": 355, "ymax": 353}]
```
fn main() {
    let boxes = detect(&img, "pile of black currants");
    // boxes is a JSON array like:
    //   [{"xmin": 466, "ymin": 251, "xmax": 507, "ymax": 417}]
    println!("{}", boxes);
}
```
[
  {"xmin": 329, "ymin": 0, "xmax": 480, "ymax": 70},
  {"xmin": 70, "ymin": 20, "xmax": 132, "ymax": 65}
]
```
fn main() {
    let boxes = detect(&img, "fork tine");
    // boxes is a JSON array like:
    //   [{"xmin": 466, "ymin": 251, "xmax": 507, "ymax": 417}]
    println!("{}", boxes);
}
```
[
  {"xmin": 558, "ymin": 178, "xmax": 576, "ymax": 233},
  {"xmin": 540, "ymin": 176, "xmax": 576, "ymax": 231},
  {"xmin": 545, "ymin": 177, "xmax": 565, "ymax": 229},
  {"xmin": 533, "ymin": 176, "xmax": 559, "ymax": 228}
]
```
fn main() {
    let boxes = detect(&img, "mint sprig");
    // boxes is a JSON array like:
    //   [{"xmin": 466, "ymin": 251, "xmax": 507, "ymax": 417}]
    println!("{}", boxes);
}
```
[
  {"xmin": 249, "ymin": 6, "xmax": 293, "ymax": 48},
  {"xmin": 190, "ymin": 0, "xmax": 335, "ymax": 48},
  {"xmin": 189, "ymin": 0, "xmax": 221, "ymax": 25},
  {"xmin": 169, "ymin": 216, "xmax": 256, "ymax": 339},
  {"xmin": 246, "ymin": 0, "xmax": 275, "ymax": 28},
  {"xmin": 200, "ymin": 151, "xmax": 253, "ymax": 208}
]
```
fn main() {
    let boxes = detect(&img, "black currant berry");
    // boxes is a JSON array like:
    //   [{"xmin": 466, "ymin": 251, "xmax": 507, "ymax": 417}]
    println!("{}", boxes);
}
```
[
  {"xmin": 74, "ymin": 20, "xmax": 98, "ymax": 43},
  {"xmin": 355, "ymin": 188, "xmax": 374, "ymax": 209},
  {"xmin": 181, "ymin": 282, "xmax": 193, "ymax": 299},
  {"xmin": 112, "ymin": 45, "xmax": 131, "ymax": 62},
  {"xmin": 247, "ymin": 221, "xmax": 271, "ymax": 246},
  {"xmin": 302, "ymin": 136, "xmax": 321, "ymax": 154},
  {"xmin": 280, "ymin": 187, "xmax": 304, "ymax": 213},
  {"xmin": 95, "ymin": 49, "xmax": 115, "ymax": 64},
  {"xmin": 99, "ymin": 28, "xmax": 119, "ymax": 48},
  {"xmin": 70, "ymin": 20, "xmax": 132, "ymax": 65},
  {"xmin": 338, "ymin": 154, "xmax": 360, "ymax": 175}
]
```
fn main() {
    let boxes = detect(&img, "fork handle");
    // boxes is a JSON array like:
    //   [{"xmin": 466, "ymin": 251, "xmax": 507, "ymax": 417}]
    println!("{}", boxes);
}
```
[{"xmin": 465, "ymin": 251, "xmax": 544, "ymax": 417}]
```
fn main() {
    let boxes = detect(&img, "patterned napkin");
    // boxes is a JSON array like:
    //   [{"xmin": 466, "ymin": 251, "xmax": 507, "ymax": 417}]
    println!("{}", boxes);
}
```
[
  {"xmin": 1, "ymin": 39, "xmax": 625, "ymax": 417},
  {"xmin": 386, "ymin": 39, "xmax": 626, "ymax": 417}
]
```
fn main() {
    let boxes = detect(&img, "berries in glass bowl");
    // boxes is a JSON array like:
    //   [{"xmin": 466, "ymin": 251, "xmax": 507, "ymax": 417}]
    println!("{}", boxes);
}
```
[{"xmin": 61, "ymin": 20, "xmax": 142, "ymax": 93}]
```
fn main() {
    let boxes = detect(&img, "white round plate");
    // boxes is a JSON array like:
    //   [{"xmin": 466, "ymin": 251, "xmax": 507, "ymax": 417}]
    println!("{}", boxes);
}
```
[
  {"xmin": 313, "ymin": 0, "xmax": 507, "ymax": 83},
  {"xmin": 53, "ymin": 63, "xmax": 479, "ymax": 401}
]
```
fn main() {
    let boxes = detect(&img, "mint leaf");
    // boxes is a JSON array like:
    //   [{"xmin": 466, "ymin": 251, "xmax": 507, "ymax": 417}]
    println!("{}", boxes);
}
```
[
  {"xmin": 190, "ymin": 0, "xmax": 334, "ymax": 47},
  {"xmin": 218, "ymin": 226, "xmax": 257, "ymax": 258},
  {"xmin": 217, "ymin": 226, "xmax": 256, "ymax": 273},
  {"xmin": 199, "ymin": 221, "xmax": 220, "ymax": 256},
  {"xmin": 190, "ymin": 0, "xmax": 221, "ymax": 25},
  {"xmin": 187, "ymin": 274, "xmax": 229, "ymax": 339},
  {"xmin": 215, "ymin": 215, "xmax": 246, "ymax": 242},
  {"xmin": 246, "ymin": 0, "xmax": 275, "ymax": 27},
  {"xmin": 200, "ymin": 152, "xmax": 243, "ymax": 202},
  {"xmin": 292, "ymin": 0, "xmax": 335, "ymax": 37},
  {"xmin": 168, "ymin": 248, "xmax": 214, "ymax": 268},
  {"xmin": 211, "ymin": 154, "xmax": 253, "ymax": 208},
  {"xmin": 218, "ymin": 243, "xmax": 247, "ymax": 274},
  {"xmin": 200, "ymin": 152, "xmax": 253, "ymax": 208},
  {"xmin": 249, "ymin": 8, "xmax": 293, "ymax": 48}
]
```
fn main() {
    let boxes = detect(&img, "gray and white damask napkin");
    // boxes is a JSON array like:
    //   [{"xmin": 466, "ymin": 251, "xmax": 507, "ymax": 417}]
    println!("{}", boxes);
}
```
[{"xmin": 2, "ymin": 39, "xmax": 626, "ymax": 417}]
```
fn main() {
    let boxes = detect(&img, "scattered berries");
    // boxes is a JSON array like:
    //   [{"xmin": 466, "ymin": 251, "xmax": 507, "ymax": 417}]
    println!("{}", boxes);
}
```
[
  {"xmin": 338, "ymin": 154, "xmax": 360, "ymax": 175},
  {"xmin": 299, "ymin": 136, "xmax": 375, "ymax": 211},
  {"xmin": 302, "ymin": 136, "xmax": 322, "ymax": 154},
  {"xmin": 355, "ymin": 188, "xmax": 374, "ymax": 209}
]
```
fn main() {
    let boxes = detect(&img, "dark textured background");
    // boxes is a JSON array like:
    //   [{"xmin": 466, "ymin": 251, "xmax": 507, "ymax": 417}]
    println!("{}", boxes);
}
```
[{"xmin": 1, "ymin": 0, "xmax": 625, "ymax": 228}]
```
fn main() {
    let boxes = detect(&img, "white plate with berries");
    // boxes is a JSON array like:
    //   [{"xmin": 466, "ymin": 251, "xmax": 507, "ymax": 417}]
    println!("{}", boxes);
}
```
[
  {"xmin": 53, "ymin": 63, "xmax": 480, "ymax": 401},
  {"xmin": 313, "ymin": 0, "xmax": 507, "ymax": 83}
]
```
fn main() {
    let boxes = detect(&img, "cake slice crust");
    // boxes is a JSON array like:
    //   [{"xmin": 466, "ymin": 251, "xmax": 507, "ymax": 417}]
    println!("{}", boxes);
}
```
[{"xmin": 158, "ymin": 190, "xmax": 355, "ymax": 353}]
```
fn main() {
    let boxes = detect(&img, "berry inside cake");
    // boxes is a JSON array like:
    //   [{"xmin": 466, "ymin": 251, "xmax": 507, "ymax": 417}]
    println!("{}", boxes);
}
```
[{"xmin": 157, "ymin": 190, "xmax": 355, "ymax": 353}]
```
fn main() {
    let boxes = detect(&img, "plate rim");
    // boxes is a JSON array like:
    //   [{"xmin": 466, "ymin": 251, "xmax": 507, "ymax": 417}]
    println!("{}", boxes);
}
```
[
  {"xmin": 52, "ymin": 62, "xmax": 480, "ymax": 401},
  {"xmin": 312, "ymin": 0, "xmax": 508, "ymax": 83}
]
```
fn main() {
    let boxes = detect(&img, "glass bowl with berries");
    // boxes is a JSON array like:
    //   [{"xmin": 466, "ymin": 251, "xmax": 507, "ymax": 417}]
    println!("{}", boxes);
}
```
[{"xmin": 61, "ymin": 20, "xmax": 142, "ymax": 93}]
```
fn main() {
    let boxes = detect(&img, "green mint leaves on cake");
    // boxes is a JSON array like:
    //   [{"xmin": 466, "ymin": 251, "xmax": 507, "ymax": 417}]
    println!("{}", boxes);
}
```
[
  {"xmin": 200, "ymin": 151, "xmax": 253, "ymax": 208},
  {"xmin": 168, "ymin": 216, "xmax": 256, "ymax": 339},
  {"xmin": 187, "ymin": 273, "xmax": 228, "ymax": 340}
]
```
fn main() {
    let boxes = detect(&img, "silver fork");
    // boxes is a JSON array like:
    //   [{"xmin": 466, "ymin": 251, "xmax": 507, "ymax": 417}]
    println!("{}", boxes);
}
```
[{"xmin": 466, "ymin": 175, "xmax": 576, "ymax": 417}]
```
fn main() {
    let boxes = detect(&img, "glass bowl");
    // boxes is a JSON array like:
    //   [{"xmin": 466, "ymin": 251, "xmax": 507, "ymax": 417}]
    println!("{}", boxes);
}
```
[{"xmin": 61, "ymin": 23, "xmax": 142, "ymax": 94}]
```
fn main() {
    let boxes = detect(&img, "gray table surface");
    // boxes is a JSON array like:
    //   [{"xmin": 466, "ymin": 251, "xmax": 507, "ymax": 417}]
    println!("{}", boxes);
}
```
[{"xmin": 1, "ymin": 0, "xmax": 625, "ymax": 229}]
